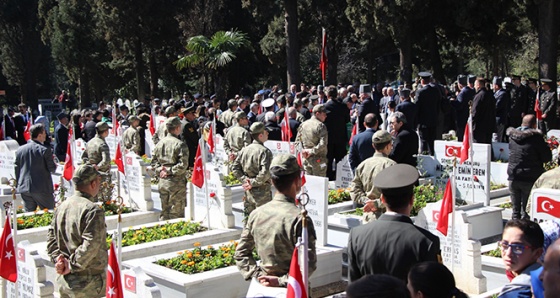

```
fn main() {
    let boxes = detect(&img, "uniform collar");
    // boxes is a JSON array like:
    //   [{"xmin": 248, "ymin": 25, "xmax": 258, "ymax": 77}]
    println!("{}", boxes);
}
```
[{"xmin": 273, "ymin": 193, "xmax": 296, "ymax": 204}]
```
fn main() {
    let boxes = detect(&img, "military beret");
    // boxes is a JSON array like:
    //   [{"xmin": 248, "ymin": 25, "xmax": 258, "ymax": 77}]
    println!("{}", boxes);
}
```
[
  {"xmin": 164, "ymin": 106, "xmax": 176, "ymax": 116},
  {"xmin": 467, "ymin": 75, "xmax": 476, "ymax": 84},
  {"xmin": 372, "ymin": 130, "xmax": 392, "ymax": 144},
  {"xmin": 227, "ymin": 99, "xmax": 238, "ymax": 108},
  {"xmin": 541, "ymin": 78, "xmax": 552, "ymax": 85},
  {"xmin": 250, "ymin": 122, "xmax": 266, "ymax": 134},
  {"xmin": 399, "ymin": 88, "xmax": 411, "ymax": 98},
  {"xmin": 165, "ymin": 116, "xmax": 182, "ymax": 129},
  {"xmin": 234, "ymin": 111, "xmax": 247, "ymax": 121},
  {"xmin": 95, "ymin": 122, "xmax": 109, "ymax": 132},
  {"xmin": 193, "ymin": 93, "xmax": 202, "ymax": 99},
  {"xmin": 418, "ymin": 71, "xmax": 432, "ymax": 78},
  {"xmin": 119, "ymin": 105, "xmax": 129, "ymax": 111},
  {"xmin": 359, "ymin": 84, "xmax": 371, "ymax": 94},
  {"xmin": 56, "ymin": 112, "xmax": 69, "ymax": 120},
  {"xmin": 72, "ymin": 164, "xmax": 104, "ymax": 185},
  {"xmin": 128, "ymin": 115, "xmax": 139, "ymax": 122},
  {"xmin": 492, "ymin": 76, "xmax": 502, "ymax": 86},
  {"xmin": 262, "ymin": 98, "xmax": 275, "ymax": 108},
  {"xmin": 270, "ymin": 154, "xmax": 301, "ymax": 176},
  {"xmin": 457, "ymin": 75, "xmax": 467, "ymax": 86},
  {"xmin": 374, "ymin": 164, "xmax": 419, "ymax": 197},
  {"xmin": 312, "ymin": 104, "xmax": 326, "ymax": 113}
]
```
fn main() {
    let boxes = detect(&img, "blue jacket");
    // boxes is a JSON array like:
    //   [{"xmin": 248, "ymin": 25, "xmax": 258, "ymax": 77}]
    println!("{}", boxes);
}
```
[{"xmin": 348, "ymin": 128, "xmax": 376, "ymax": 171}]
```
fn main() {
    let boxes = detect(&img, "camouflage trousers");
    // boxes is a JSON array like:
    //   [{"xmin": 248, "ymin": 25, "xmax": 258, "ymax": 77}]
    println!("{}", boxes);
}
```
[
  {"xmin": 57, "ymin": 273, "xmax": 105, "ymax": 298},
  {"xmin": 243, "ymin": 185, "xmax": 272, "ymax": 216},
  {"xmin": 158, "ymin": 177, "xmax": 187, "ymax": 220},
  {"xmin": 302, "ymin": 156, "xmax": 327, "ymax": 177}
]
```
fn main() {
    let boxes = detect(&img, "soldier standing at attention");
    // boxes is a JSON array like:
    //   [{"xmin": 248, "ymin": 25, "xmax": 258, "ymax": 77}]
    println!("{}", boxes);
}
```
[
  {"xmin": 224, "ymin": 111, "xmax": 252, "ymax": 163},
  {"xmin": 122, "ymin": 115, "xmax": 141, "ymax": 155},
  {"xmin": 180, "ymin": 104, "xmax": 199, "ymax": 168},
  {"xmin": 538, "ymin": 78, "xmax": 557, "ymax": 133},
  {"xmin": 296, "ymin": 104, "xmax": 328, "ymax": 177},
  {"xmin": 218, "ymin": 99, "xmax": 238, "ymax": 128},
  {"xmin": 152, "ymin": 106, "xmax": 177, "ymax": 145},
  {"xmin": 234, "ymin": 154, "xmax": 316, "ymax": 287},
  {"xmin": 47, "ymin": 165, "xmax": 107, "ymax": 297},
  {"xmin": 350, "ymin": 130, "xmax": 396, "ymax": 222},
  {"xmin": 231, "ymin": 122, "xmax": 273, "ymax": 216},
  {"xmin": 82, "ymin": 122, "xmax": 111, "ymax": 201},
  {"xmin": 152, "ymin": 117, "xmax": 189, "ymax": 220}
]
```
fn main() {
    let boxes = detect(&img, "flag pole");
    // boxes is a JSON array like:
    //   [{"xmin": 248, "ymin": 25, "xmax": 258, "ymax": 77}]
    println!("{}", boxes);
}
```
[
  {"xmin": 451, "ymin": 158, "xmax": 457, "ymax": 273},
  {"xmin": 10, "ymin": 178, "xmax": 18, "ymax": 298},
  {"xmin": 200, "ymin": 138, "xmax": 211, "ymax": 230},
  {"xmin": 300, "ymin": 209, "xmax": 309, "ymax": 293},
  {"xmin": 468, "ymin": 104, "xmax": 475, "ymax": 204}
]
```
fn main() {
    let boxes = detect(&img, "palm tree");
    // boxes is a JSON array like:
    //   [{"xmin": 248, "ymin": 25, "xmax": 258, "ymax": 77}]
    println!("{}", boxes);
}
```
[{"xmin": 175, "ymin": 30, "xmax": 250, "ymax": 98}]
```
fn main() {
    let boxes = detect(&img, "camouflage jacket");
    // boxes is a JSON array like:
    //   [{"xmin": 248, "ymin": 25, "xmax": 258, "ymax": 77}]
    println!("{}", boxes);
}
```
[
  {"xmin": 122, "ymin": 126, "xmax": 141, "ymax": 154},
  {"xmin": 234, "ymin": 193, "xmax": 317, "ymax": 286},
  {"xmin": 47, "ymin": 190, "xmax": 107, "ymax": 274},
  {"xmin": 224, "ymin": 125, "xmax": 251, "ymax": 157},
  {"xmin": 231, "ymin": 140, "xmax": 272, "ymax": 188},
  {"xmin": 82, "ymin": 135, "xmax": 111, "ymax": 172},
  {"xmin": 350, "ymin": 152, "xmax": 396, "ymax": 204},
  {"xmin": 219, "ymin": 110, "xmax": 235, "ymax": 128},
  {"xmin": 151, "ymin": 134, "xmax": 189, "ymax": 179},
  {"xmin": 296, "ymin": 116, "xmax": 328, "ymax": 157},
  {"xmin": 152, "ymin": 121, "xmax": 168, "ymax": 145}
]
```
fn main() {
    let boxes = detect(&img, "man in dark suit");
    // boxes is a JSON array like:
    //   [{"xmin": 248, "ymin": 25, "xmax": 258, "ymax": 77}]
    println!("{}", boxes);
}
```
[
  {"xmin": 15, "ymin": 124, "xmax": 57, "ymax": 211},
  {"xmin": 347, "ymin": 164, "xmax": 440, "ymax": 282},
  {"xmin": 395, "ymin": 88, "xmax": 417, "ymax": 129},
  {"xmin": 83, "ymin": 110, "xmax": 102, "ymax": 142},
  {"xmin": 493, "ymin": 77, "xmax": 510, "ymax": 142},
  {"xmin": 54, "ymin": 112, "xmax": 70, "ymax": 162},
  {"xmin": 451, "ymin": 75, "xmax": 475, "ymax": 141},
  {"xmin": 3, "ymin": 107, "xmax": 17, "ymax": 141},
  {"xmin": 357, "ymin": 84, "xmax": 381, "ymax": 132},
  {"xmin": 348, "ymin": 113, "xmax": 378, "ymax": 172},
  {"xmin": 415, "ymin": 72, "xmax": 441, "ymax": 155},
  {"xmin": 324, "ymin": 86, "xmax": 350, "ymax": 180},
  {"xmin": 472, "ymin": 78, "xmax": 496, "ymax": 144},
  {"xmin": 389, "ymin": 112, "xmax": 419, "ymax": 167}
]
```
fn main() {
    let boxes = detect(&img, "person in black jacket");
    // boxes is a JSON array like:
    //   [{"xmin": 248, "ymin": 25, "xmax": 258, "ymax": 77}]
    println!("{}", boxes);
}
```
[
  {"xmin": 493, "ymin": 77, "xmax": 511, "ymax": 142},
  {"xmin": 357, "ymin": 84, "xmax": 381, "ymax": 133},
  {"xmin": 348, "ymin": 113, "xmax": 378, "ymax": 172},
  {"xmin": 54, "ymin": 112, "xmax": 69, "ymax": 161},
  {"xmin": 324, "ymin": 86, "xmax": 350, "ymax": 180},
  {"xmin": 507, "ymin": 115, "xmax": 551, "ymax": 220},
  {"xmin": 264, "ymin": 111, "xmax": 281, "ymax": 141},
  {"xmin": 415, "ymin": 72, "xmax": 441, "ymax": 155},
  {"xmin": 389, "ymin": 112, "xmax": 419, "ymax": 167},
  {"xmin": 472, "ymin": 78, "xmax": 496, "ymax": 144}
]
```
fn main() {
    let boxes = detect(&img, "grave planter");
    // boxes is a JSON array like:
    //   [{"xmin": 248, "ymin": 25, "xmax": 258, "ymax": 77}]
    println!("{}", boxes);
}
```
[
  {"xmin": 14, "ymin": 209, "xmax": 161, "ymax": 244},
  {"xmin": 123, "ymin": 245, "xmax": 342, "ymax": 298},
  {"xmin": 327, "ymin": 211, "xmax": 363, "ymax": 247},
  {"xmin": 489, "ymin": 186, "xmax": 509, "ymax": 199},
  {"xmin": 490, "ymin": 162, "xmax": 509, "ymax": 187}
]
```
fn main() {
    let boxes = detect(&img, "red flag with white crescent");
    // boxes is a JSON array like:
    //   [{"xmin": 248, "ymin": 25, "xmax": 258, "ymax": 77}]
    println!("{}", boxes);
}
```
[
  {"xmin": 191, "ymin": 144, "xmax": 204, "ymax": 188},
  {"xmin": 106, "ymin": 242, "xmax": 123, "ymax": 298},
  {"xmin": 115, "ymin": 143, "xmax": 124, "ymax": 174},
  {"xmin": 62, "ymin": 140, "xmax": 74, "ymax": 181},
  {"xmin": 536, "ymin": 196, "xmax": 560, "ymax": 218},
  {"xmin": 460, "ymin": 116, "xmax": 471, "ymax": 164},
  {"xmin": 436, "ymin": 179, "xmax": 453, "ymax": 236},
  {"xmin": 319, "ymin": 28, "xmax": 327, "ymax": 82},
  {"xmin": 0, "ymin": 217, "xmax": 17, "ymax": 282},
  {"xmin": 286, "ymin": 247, "xmax": 307, "ymax": 298},
  {"xmin": 282, "ymin": 109, "xmax": 292, "ymax": 142}
]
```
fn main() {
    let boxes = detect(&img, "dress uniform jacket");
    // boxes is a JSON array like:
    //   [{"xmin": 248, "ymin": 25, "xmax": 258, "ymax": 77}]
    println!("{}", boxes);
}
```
[{"xmin": 347, "ymin": 213, "xmax": 440, "ymax": 282}]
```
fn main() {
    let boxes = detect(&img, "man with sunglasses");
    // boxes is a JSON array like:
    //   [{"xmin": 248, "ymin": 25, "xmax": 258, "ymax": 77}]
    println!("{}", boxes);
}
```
[{"xmin": 498, "ymin": 219, "xmax": 544, "ymax": 298}]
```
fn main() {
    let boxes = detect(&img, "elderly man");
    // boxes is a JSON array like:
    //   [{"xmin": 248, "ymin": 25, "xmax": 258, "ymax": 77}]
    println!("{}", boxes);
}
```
[
  {"xmin": 151, "ymin": 117, "xmax": 189, "ymax": 220},
  {"xmin": 15, "ymin": 124, "xmax": 57, "ymax": 211},
  {"xmin": 296, "ymin": 104, "xmax": 328, "ymax": 177},
  {"xmin": 234, "ymin": 154, "xmax": 316, "ymax": 287},
  {"xmin": 47, "ymin": 165, "xmax": 107, "ymax": 297},
  {"xmin": 389, "ymin": 112, "xmax": 419, "ymax": 167}
]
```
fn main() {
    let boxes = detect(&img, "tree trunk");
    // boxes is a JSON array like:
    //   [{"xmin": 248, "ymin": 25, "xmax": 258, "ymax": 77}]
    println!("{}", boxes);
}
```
[
  {"xmin": 284, "ymin": 0, "xmax": 301, "ymax": 88},
  {"xmin": 491, "ymin": 47, "xmax": 500, "ymax": 77},
  {"xmin": 148, "ymin": 50, "xmax": 159, "ymax": 97},
  {"xmin": 397, "ymin": 36, "xmax": 412, "ymax": 84},
  {"xmin": 78, "ymin": 69, "xmax": 91, "ymax": 108},
  {"xmin": 134, "ymin": 38, "xmax": 145, "ymax": 101},
  {"xmin": 537, "ymin": 0, "xmax": 559, "ymax": 85},
  {"xmin": 367, "ymin": 38, "xmax": 374, "ymax": 83},
  {"xmin": 428, "ymin": 28, "xmax": 446, "ymax": 85}
]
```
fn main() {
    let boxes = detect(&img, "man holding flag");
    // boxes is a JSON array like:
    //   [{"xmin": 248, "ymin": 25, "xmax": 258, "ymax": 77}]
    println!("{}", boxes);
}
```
[
  {"xmin": 235, "ymin": 154, "xmax": 316, "ymax": 288},
  {"xmin": 47, "ymin": 165, "xmax": 107, "ymax": 297}
]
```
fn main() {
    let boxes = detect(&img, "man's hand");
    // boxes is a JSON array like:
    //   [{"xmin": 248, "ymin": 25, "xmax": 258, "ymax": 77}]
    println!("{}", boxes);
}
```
[
  {"xmin": 55, "ymin": 255, "xmax": 70, "ymax": 275},
  {"xmin": 543, "ymin": 114, "xmax": 547, "ymax": 119},
  {"xmin": 228, "ymin": 154, "xmax": 236, "ymax": 162},
  {"xmin": 302, "ymin": 149, "xmax": 311, "ymax": 159},
  {"xmin": 257, "ymin": 276, "xmax": 279, "ymax": 287},
  {"xmin": 363, "ymin": 200, "xmax": 378, "ymax": 213},
  {"xmin": 159, "ymin": 166, "xmax": 169, "ymax": 178},
  {"xmin": 242, "ymin": 179, "xmax": 252, "ymax": 191}
]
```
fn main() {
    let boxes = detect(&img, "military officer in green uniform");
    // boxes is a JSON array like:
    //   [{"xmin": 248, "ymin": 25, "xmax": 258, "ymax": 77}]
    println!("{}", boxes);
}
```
[
  {"xmin": 122, "ymin": 115, "xmax": 141, "ymax": 155},
  {"xmin": 180, "ymin": 104, "xmax": 199, "ymax": 168},
  {"xmin": 296, "ymin": 104, "xmax": 328, "ymax": 177},
  {"xmin": 231, "ymin": 122, "xmax": 273, "ymax": 216},
  {"xmin": 219, "ymin": 99, "xmax": 238, "ymax": 128},
  {"xmin": 47, "ymin": 165, "xmax": 107, "ymax": 298},
  {"xmin": 224, "ymin": 111, "xmax": 252, "ymax": 163},
  {"xmin": 234, "ymin": 154, "xmax": 317, "ymax": 287},
  {"xmin": 82, "ymin": 122, "xmax": 111, "ymax": 202},
  {"xmin": 350, "ymin": 130, "xmax": 396, "ymax": 222},
  {"xmin": 152, "ymin": 117, "xmax": 189, "ymax": 220}
]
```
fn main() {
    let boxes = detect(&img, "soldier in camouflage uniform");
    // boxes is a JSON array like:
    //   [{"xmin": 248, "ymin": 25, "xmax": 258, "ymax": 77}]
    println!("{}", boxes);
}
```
[
  {"xmin": 122, "ymin": 115, "xmax": 141, "ymax": 155},
  {"xmin": 231, "ymin": 122, "xmax": 273, "ymax": 216},
  {"xmin": 224, "ymin": 111, "xmax": 251, "ymax": 163},
  {"xmin": 47, "ymin": 165, "xmax": 107, "ymax": 298},
  {"xmin": 152, "ymin": 106, "xmax": 177, "ymax": 145},
  {"xmin": 82, "ymin": 122, "xmax": 111, "ymax": 202},
  {"xmin": 151, "ymin": 117, "xmax": 189, "ymax": 220},
  {"xmin": 234, "ymin": 154, "xmax": 317, "ymax": 287},
  {"xmin": 218, "ymin": 99, "xmax": 238, "ymax": 128},
  {"xmin": 296, "ymin": 104, "xmax": 328, "ymax": 177},
  {"xmin": 350, "ymin": 130, "xmax": 396, "ymax": 223}
]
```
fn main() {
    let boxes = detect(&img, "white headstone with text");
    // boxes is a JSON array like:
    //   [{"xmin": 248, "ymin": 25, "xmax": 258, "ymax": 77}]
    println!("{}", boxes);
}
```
[
  {"xmin": 0, "ymin": 140, "xmax": 18, "ymax": 180},
  {"xmin": 434, "ymin": 141, "xmax": 491, "ymax": 205},
  {"xmin": 119, "ymin": 152, "xmax": 154, "ymax": 211},
  {"xmin": 301, "ymin": 175, "xmax": 328, "ymax": 246},
  {"xmin": 263, "ymin": 140, "xmax": 296, "ymax": 157},
  {"xmin": 105, "ymin": 134, "xmax": 117, "ymax": 159},
  {"xmin": 73, "ymin": 138, "xmax": 87, "ymax": 168},
  {"xmin": 6, "ymin": 240, "xmax": 54, "ymax": 298},
  {"xmin": 530, "ymin": 188, "xmax": 560, "ymax": 221},
  {"xmin": 144, "ymin": 129, "xmax": 154, "ymax": 157},
  {"xmin": 211, "ymin": 134, "xmax": 228, "ymax": 174},
  {"xmin": 335, "ymin": 155, "xmax": 353, "ymax": 189},
  {"xmin": 122, "ymin": 266, "xmax": 161, "ymax": 298}
]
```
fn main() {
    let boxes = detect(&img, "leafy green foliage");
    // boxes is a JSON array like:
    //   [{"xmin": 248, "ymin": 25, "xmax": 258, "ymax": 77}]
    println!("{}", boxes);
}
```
[
  {"xmin": 411, "ymin": 184, "xmax": 444, "ymax": 217},
  {"xmin": 109, "ymin": 221, "xmax": 206, "ymax": 248},
  {"xmin": 328, "ymin": 188, "xmax": 351, "ymax": 205}
]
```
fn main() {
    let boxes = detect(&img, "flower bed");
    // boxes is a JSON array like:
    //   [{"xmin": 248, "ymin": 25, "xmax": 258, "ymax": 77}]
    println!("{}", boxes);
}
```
[
  {"xmin": 412, "ymin": 184, "xmax": 444, "ymax": 216},
  {"xmin": 328, "ymin": 188, "xmax": 350, "ymax": 205},
  {"xmin": 108, "ymin": 220, "xmax": 206, "ymax": 248}
]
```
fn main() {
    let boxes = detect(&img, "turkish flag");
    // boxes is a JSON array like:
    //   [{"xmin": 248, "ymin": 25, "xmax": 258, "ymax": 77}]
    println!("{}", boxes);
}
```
[
  {"xmin": 460, "ymin": 117, "xmax": 471, "ymax": 164},
  {"xmin": 111, "ymin": 108, "xmax": 119, "ymax": 136},
  {"xmin": 62, "ymin": 139, "xmax": 74, "ymax": 181},
  {"xmin": 149, "ymin": 112, "xmax": 156, "ymax": 136},
  {"xmin": 536, "ymin": 196, "xmax": 560, "ymax": 218},
  {"xmin": 535, "ymin": 91, "xmax": 543, "ymax": 121},
  {"xmin": 286, "ymin": 247, "xmax": 307, "ymax": 298},
  {"xmin": 281, "ymin": 109, "xmax": 292, "ymax": 142},
  {"xmin": 348, "ymin": 122, "xmax": 357, "ymax": 146},
  {"xmin": 115, "ymin": 143, "xmax": 124, "ymax": 174},
  {"xmin": 0, "ymin": 217, "xmax": 17, "ymax": 282},
  {"xmin": 124, "ymin": 274, "xmax": 136, "ymax": 293},
  {"xmin": 436, "ymin": 179, "xmax": 453, "ymax": 236},
  {"xmin": 23, "ymin": 115, "xmax": 31, "ymax": 142},
  {"xmin": 297, "ymin": 151, "xmax": 306, "ymax": 186},
  {"xmin": 106, "ymin": 241, "xmax": 123, "ymax": 298},
  {"xmin": 319, "ymin": 28, "xmax": 327, "ymax": 83},
  {"xmin": 207, "ymin": 123, "xmax": 215, "ymax": 154},
  {"xmin": 191, "ymin": 144, "xmax": 204, "ymax": 188}
]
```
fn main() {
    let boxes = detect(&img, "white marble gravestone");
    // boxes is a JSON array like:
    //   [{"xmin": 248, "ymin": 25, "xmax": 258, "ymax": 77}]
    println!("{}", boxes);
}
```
[
  {"xmin": 530, "ymin": 188, "xmax": 560, "ymax": 222},
  {"xmin": 122, "ymin": 266, "xmax": 162, "ymax": 298},
  {"xmin": 73, "ymin": 138, "xmax": 87, "ymax": 168},
  {"xmin": 5, "ymin": 240, "xmax": 54, "ymax": 298},
  {"xmin": 0, "ymin": 140, "xmax": 18, "ymax": 180},
  {"xmin": 263, "ymin": 140, "xmax": 296, "ymax": 157},
  {"xmin": 335, "ymin": 155, "xmax": 353, "ymax": 189},
  {"xmin": 301, "ymin": 175, "xmax": 329, "ymax": 246},
  {"xmin": 211, "ymin": 134, "xmax": 228, "ymax": 174},
  {"xmin": 144, "ymin": 129, "xmax": 155, "ymax": 157},
  {"xmin": 119, "ymin": 152, "xmax": 154, "ymax": 211},
  {"xmin": 105, "ymin": 134, "xmax": 117, "ymax": 159}
]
